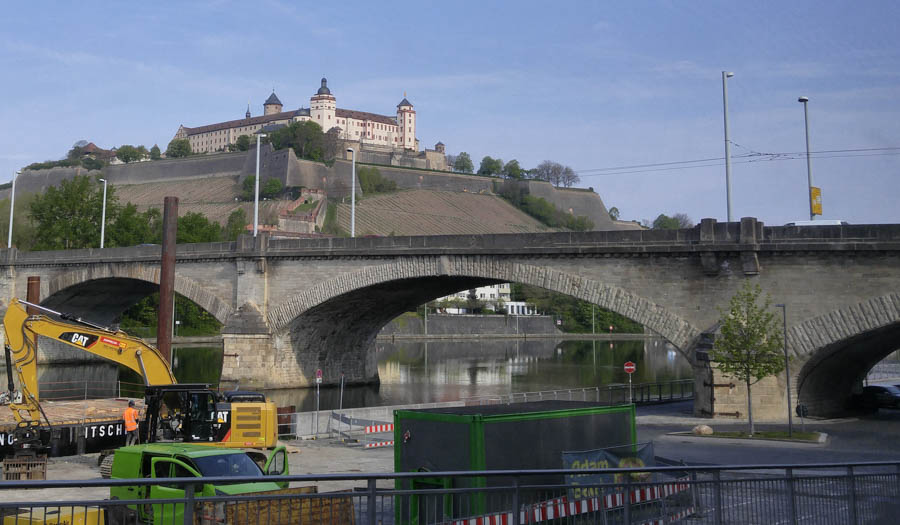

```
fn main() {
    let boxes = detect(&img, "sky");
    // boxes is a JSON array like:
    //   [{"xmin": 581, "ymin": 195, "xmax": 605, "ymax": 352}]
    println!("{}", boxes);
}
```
[{"xmin": 1, "ymin": 1, "xmax": 898, "ymax": 226}]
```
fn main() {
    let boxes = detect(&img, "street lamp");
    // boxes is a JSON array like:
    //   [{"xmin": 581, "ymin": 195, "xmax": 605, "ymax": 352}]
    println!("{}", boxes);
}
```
[
  {"xmin": 775, "ymin": 303, "xmax": 793, "ymax": 437},
  {"xmin": 798, "ymin": 96, "xmax": 815, "ymax": 220},
  {"xmin": 254, "ymin": 133, "xmax": 267, "ymax": 237},
  {"xmin": 7, "ymin": 170, "xmax": 19, "ymax": 249},
  {"xmin": 99, "ymin": 178, "xmax": 108, "ymax": 248},
  {"xmin": 721, "ymin": 71, "xmax": 735, "ymax": 223},
  {"xmin": 346, "ymin": 147, "xmax": 356, "ymax": 237}
]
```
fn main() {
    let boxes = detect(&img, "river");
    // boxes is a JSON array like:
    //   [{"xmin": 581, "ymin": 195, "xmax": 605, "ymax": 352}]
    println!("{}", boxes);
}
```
[{"xmin": 15, "ymin": 338, "xmax": 692, "ymax": 413}]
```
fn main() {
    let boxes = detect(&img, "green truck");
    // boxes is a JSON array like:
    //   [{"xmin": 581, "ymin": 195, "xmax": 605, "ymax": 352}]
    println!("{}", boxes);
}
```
[{"xmin": 106, "ymin": 442, "xmax": 291, "ymax": 525}]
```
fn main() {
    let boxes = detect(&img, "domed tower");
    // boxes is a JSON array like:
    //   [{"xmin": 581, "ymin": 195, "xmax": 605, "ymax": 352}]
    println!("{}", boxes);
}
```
[
  {"xmin": 264, "ymin": 91, "xmax": 283, "ymax": 115},
  {"xmin": 397, "ymin": 95, "xmax": 415, "ymax": 150},
  {"xmin": 310, "ymin": 77, "xmax": 336, "ymax": 128}
]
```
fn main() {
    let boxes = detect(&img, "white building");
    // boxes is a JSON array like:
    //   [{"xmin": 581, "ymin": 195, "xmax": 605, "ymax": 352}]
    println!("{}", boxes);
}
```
[
  {"xmin": 173, "ymin": 78, "xmax": 418, "ymax": 154},
  {"xmin": 434, "ymin": 284, "xmax": 540, "ymax": 315}
]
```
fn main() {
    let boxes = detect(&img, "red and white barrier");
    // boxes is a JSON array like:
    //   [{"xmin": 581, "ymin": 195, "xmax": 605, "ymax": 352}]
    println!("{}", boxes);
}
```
[
  {"xmin": 364, "ymin": 440, "xmax": 394, "ymax": 449},
  {"xmin": 365, "ymin": 423, "xmax": 394, "ymax": 434},
  {"xmin": 443, "ymin": 478, "xmax": 692, "ymax": 525}
]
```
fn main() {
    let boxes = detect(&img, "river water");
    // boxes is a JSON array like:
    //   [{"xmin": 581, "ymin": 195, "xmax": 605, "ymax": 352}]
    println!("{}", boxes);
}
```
[
  {"xmin": 262, "ymin": 338, "xmax": 692, "ymax": 412},
  {"xmin": 17, "ymin": 338, "xmax": 692, "ymax": 413}
]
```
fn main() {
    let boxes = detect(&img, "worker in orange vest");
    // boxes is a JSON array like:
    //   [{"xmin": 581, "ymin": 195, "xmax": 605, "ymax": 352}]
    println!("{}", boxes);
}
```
[{"xmin": 124, "ymin": 400, "xmax": 140, "ymax": 446}]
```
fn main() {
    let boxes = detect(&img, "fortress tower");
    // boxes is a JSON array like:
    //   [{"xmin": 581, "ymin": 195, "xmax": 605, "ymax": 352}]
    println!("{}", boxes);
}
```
[
  {"xmin": 263, "ymin": 92, "xmax": 283, "ymax": 115},
  {"xmin": 310, "ymin": 78, "xmax": 336, "ymax": 128},
  {"xmin": 396, "ymin": 96, "xmax": 415, "ymax": 150}
]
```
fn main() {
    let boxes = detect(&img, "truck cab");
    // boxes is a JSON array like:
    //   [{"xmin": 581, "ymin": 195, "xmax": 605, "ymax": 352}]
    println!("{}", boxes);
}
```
[{"xmin": 108, "ymin": 443, "xmax": 288, "ymax": 525}]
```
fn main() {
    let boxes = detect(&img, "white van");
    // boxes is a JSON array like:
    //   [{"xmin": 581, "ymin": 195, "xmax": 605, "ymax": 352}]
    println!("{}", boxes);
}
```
[{"xmin": 784, "ymin": 220, "xmax": 849, "ymax": 226}]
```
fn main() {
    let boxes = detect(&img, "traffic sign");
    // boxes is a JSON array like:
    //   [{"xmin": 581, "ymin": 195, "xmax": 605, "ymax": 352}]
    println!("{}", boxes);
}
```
[
  {"xmin": 623, "ymin": 361, "xmax": 636, "ymax": 374},
  {"xmin": 316, "ymin": 368, "xmax": 323, "ymax": 384}
]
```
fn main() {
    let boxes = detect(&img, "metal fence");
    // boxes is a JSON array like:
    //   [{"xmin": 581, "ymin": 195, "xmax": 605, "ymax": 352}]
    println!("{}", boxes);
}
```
[
  {"xmin": 463, "ymin": 379, "xmax": 694, "ymax": 406},
  {"xmin": 3, "ymin": 461, "xmax": 898, "ymax": 524}
]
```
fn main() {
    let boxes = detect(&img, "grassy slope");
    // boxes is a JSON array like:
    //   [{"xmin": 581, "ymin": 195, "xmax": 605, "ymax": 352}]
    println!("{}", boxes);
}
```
[{"xmin": 115, "ymin": 178, "xmax": 557, "ymax": 234}]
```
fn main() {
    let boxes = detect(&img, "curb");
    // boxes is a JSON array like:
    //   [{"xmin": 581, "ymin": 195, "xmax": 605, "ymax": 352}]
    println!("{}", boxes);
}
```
[{"xmin": 662, "ymin": 431, "xmax": 829, "ymax": 447}]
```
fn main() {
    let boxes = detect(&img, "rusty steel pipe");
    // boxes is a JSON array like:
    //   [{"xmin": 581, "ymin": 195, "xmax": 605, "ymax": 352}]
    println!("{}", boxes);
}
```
[{"xmin": 157, "ymin": 197, "xmax": 178, "ymax": 365}]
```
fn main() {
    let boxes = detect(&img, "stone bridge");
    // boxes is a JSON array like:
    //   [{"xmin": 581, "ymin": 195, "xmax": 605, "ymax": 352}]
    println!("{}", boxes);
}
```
[{"xmin": 1, "ymin": 217, "xmax": 898, "ymax": 420}]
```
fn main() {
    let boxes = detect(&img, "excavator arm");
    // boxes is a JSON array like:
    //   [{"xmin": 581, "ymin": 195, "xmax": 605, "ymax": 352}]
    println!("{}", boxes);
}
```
[{"xmin": 3, "ymin": 298, "xmax": 176, "ymax": 433}]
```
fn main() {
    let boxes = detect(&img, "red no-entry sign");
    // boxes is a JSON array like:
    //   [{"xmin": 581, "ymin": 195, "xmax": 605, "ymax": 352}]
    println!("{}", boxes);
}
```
[{"xmin": 624, "ymin": 361, "xmax": 636, "ymax": 374}]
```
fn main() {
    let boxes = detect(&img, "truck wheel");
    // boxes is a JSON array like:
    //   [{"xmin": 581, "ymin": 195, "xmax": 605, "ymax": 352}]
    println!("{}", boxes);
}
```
[{"xmin": 100, "ymin": 454, "xmax": 115, "ymax": 479}]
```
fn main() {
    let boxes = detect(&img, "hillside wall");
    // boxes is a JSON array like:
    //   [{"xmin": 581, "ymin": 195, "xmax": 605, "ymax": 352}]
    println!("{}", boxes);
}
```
[
  {"xmin": 525, "ymin": 181, "xmax": 617, "ymax": 230},
  {"xmin": 10, "ymin": 148, "xmax": 630, "ymax": 231}
]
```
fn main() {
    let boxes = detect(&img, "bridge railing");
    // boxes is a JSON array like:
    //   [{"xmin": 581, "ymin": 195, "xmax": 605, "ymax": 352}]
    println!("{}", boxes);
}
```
[
  {"xmin": 3, "ymin": 461, "xmax": 899, "ymax": 524},
  {"xmin": 462, "ymin": 379, "xmax": 694, "ymax": 406}
]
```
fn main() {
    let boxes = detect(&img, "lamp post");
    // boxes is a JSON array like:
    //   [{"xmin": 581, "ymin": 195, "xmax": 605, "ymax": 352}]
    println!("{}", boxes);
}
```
[
  {"xmin": 721, "ymin": 71, "xmax": 735, "ymax": 223},
  {"xmin": 798, "ymin": 96, "xmax": 815, "ymax": 220},
  {"xmin": 7, "ymin": 170, "xmax": 19, "ymax": 249},
  {"xmin": 254, "ymin": 133, "xmax": 267, "ymax": 237},
  {"xmin": 346, "ymin": 148, "xmax": 356, "ymax": 237},
  {"xmin": 99, "ymin": 178, "xmax": 108, "ymax": 248},
  {"xmin": 775, "ymin": 303, "xmax": 793, "ymax": 437}
]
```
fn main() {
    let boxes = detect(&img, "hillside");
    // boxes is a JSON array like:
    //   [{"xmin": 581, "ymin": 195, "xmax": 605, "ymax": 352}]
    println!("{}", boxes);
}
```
[
  {"xmin": 335, "ymin": 189, "xmax": 557, "ymax": 236},
  {"xmin": 114, "ymin": 176, "xmax": 289, "ymax": 225},
  {"xmin": 107, "ymin": 178, "xmax": 580, "ymax": 236}
]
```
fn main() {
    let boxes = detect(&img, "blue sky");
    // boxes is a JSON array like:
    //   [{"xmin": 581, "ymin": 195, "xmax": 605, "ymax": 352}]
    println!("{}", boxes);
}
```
[{"xmin": 1, "ymin": 1, "xmax": 898, "ymax": 226}]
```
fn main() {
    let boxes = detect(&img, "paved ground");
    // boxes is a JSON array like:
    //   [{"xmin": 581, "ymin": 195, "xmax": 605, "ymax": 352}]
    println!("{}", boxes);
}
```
[{"xmin": 6, "ymin": 400, "xmax": 900, "ymax": 504}]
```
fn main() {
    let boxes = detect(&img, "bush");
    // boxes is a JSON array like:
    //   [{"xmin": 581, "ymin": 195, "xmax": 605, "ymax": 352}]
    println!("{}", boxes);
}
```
[{"xmin": 357, "ymin": 166, "xmax": 397, "ymax": 195}]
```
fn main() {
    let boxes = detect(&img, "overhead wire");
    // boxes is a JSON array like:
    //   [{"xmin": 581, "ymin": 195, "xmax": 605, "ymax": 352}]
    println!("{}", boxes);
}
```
[{"xmin": 576, "ymin": 146, "xmax": 900, "ymax": 177}]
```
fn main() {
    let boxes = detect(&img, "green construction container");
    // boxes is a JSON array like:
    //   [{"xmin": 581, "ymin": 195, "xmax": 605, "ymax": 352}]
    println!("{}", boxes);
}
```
[{"xmin": 393, "ymin": 400, "xmax": 636, "ymax": 524}]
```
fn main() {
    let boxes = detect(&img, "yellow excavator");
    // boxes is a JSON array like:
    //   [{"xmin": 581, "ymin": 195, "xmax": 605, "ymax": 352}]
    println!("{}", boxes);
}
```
[{"xmin": 2, "ymin": 298, "xmax": 278, "ymax": 456}]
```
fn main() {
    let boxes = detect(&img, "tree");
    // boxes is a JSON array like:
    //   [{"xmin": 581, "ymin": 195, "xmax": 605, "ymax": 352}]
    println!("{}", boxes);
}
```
[
  {"xmin": 608, "ymin": 206, "xmax": 620, "ymax": 221},
  {"xmin": 116, "ymin": 145, "xmax": 142, "ymax": 164},
  {"xmin": 502, "ymin": 159, "xmax": 524, "ymax": 179},
  {"xmin": 177, "ymin": 212, "xmax": 221, "ymax": 243},
  {"xmin": 29, "ymin": 176, "xmax": 118, "ymax": 250},
  {"xmin": 0, "ymin": 192, "xmax": 37, "ymax": 251},
  {"xmin": 233, "ymin": 135, "xmax": 251, "ymax": 152},
  {"xmin": 322, "ymin": 127, "xmax": 341, "ymax": 165},
  {"xmin": 268, "ymin": 120, "xmax": 325, "ymax": 161},
  {"xmin": 166, "ymin": 139, "xmax": 192, "ymax": 158},
  {"xmin": 107, "ymin": 204, "xmax": 160, "ymax": 247},
  {"xmin": 453, "ymin": 152, "xmax": 474, "ymax": 173},
  {"xmin": 262, "ymin": 178, "xmax": 283, "ymax": 199},
  {"xmin": 533, "ymin": 160, "xmax": 565, "ymax": 186},
  {"xmin": 560, "ymin": 166, "xmax": 580, "ymax": 188},
  {"xmin": 150, "ymin": 144, "xmax": 161, "ymax": 160},
  {"xmin": 652, "ymin": 213, "xmax": 694, "ymax": 229},
  {"xmin": 357, "ymin": 166, "xmax": 397, "ymax": 195},
  {"xmin": 224, "ymin": 208, "xmax": 248, "ymax": 241},
  {"xmin": 710, "ymin": 281, "xmax": 784, "ymax": 436},
  {"xmin": 477, "ymin": 156, "xmax": 503, "ymax": 177}
]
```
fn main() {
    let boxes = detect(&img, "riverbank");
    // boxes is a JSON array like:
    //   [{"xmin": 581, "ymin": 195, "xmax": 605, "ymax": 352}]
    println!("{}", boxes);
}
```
[{"xmin": 378, "ymin": 313, "xmax": 648, "ymax": 340}]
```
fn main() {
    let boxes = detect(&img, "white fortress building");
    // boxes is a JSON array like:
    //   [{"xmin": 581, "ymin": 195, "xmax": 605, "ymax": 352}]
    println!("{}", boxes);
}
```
[{"xmin": 173, "ymin": 78, "xmax": 419, "ymax": 155}]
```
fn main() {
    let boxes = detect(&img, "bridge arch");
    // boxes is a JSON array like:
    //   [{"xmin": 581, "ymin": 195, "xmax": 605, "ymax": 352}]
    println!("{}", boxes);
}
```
[
  {"xmin": 268, "ymin": 255, "xmax": 700, "ymax": 350},
  {"xmin": 41, "ymin": 263, "xmax": 233, "ymax": 324},
  {"xmin": 794, "ymin": 293, "xmax": 900, "ymax": 416}
]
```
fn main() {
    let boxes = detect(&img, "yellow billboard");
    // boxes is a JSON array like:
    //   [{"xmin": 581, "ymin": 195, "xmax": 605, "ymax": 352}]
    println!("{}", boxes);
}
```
[{"xmin": 810, "ymin": 186, "xmax": 822, "ymax": 216}]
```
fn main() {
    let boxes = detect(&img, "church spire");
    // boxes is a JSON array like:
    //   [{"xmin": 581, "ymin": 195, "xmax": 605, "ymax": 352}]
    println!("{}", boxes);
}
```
[{"xmin": 245, "ymin": 101, "xmax": 251, "ymax": 119}]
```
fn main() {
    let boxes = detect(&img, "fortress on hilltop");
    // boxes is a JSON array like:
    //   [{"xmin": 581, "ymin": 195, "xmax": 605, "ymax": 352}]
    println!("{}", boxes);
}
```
[{"xmin": 172, "ymin": 78, "xmax": 448, "ymax": 170}]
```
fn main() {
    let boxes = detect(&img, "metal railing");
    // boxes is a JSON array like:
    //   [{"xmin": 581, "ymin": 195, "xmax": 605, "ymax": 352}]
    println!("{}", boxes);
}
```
[
  {"xmin": 462, "ymin": 379, "xmax": 694, "ymax": 406},
  {"xmin": 3, "ymin": 461, "xmax": 898, "ymax": 524}
]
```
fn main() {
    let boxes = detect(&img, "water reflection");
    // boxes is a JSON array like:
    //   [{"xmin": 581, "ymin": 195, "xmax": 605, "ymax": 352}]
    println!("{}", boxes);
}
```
[
  {"xmin": 4, "ymin": 338, "xmax": 692, "ymax": 412},
  {"xmin": 264, "ymin": 338, "xmax": 692, "ymax": 412}
]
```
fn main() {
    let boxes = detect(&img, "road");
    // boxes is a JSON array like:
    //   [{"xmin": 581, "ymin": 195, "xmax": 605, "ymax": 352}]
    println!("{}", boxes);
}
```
[{"xmin": 637, "ymin": 400, "xmax": 900, "ymax": 465}]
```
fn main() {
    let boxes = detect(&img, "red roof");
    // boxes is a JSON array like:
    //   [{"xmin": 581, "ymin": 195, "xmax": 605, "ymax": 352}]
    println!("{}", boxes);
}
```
[
  {"xmin": 183, "ymin": 110, "xmax": 301, "ymax": 136},
  {"xmin": 335, "ymin": 109, "xmax": 397, "ymax": 127}
]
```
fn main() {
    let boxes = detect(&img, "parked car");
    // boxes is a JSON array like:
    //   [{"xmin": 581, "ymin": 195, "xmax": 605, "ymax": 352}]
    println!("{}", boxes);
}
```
[{"xmin": 858, "ymin": 385, "xmax": 900, "ymax": 409}]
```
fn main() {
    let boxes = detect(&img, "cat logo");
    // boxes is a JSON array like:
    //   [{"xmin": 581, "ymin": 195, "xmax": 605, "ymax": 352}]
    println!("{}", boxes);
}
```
[{"xmin": 59, "ymin": 332, "xmax": 99, "ymax": 349}]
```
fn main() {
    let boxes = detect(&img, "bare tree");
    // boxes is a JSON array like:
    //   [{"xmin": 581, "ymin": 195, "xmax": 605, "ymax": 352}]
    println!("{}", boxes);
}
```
[{"xmin": 560, "ymin": 166, "xmax": 580, "ymax": 188}]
